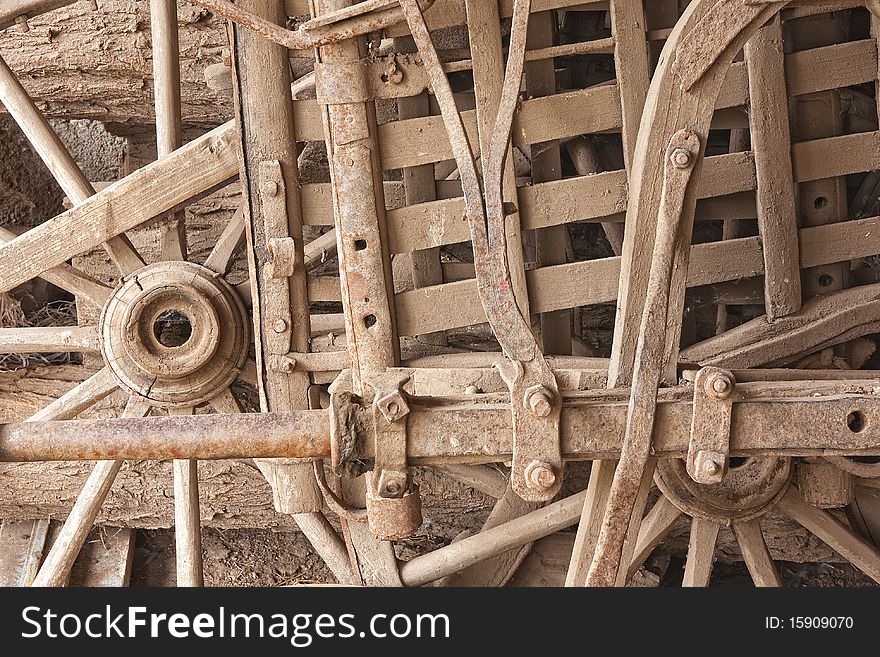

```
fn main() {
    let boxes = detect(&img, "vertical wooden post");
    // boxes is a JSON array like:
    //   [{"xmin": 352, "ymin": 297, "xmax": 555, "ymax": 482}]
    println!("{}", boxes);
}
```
[
  {"xmin": 744, "ymin": 15, "xmax": 801, "ymax": 320},
  {"xmin": 566, "ymin": 0, "xmax": 652, "ymax": 587},
  {"xmin": 150, "ymin": 0, "xmax": 187, "ymax": 262},
  {"xmin": 231, "ymin": 0, "xmax": 353, "ymax": 586},
  {"xmin": 527, "ymin": 11, "xmax": 570, "ymax": 355},
  {"xmin": 314, "ymin": 0, "xmax": 402, "ymax": 586},
  {"xmin": 394, "ymin": 35, "xmax": 446, "ymax": 347}
]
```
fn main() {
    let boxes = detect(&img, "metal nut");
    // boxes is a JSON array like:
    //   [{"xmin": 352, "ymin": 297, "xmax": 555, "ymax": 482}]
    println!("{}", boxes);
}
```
[
  {"xmin": 693, "ymin": 450, "xmax": 726, "ymax": 484},
  {"xmin": 524, "ymin": 461, "xmax": 557, "ymax": 490},
  {"xmin": 671, "ymin": 148, "xmax": 693, "ymax": 169},
  {"xmin": 524, "ymin": 384, "xmax": 554, "ymax": 418},
  {"xmin": 704, "ymin": 371, "xmax": 734, "ymax": 400}
]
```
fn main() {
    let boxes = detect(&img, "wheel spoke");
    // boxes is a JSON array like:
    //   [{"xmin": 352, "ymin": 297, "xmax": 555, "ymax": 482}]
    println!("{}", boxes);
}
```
[
  {"xmin": 627, "ymin": 495, "xmax": 683, "ymax": 580},
  {"xmin": 151, "ymin": 0, "xmax": 188, "ymax": 262},
  {"xmin": 0, "ymin": 121, "xmax": 238, "ymax": 296},
  {"xmin": 204, "ymin": 207, "xmax": 245, "ymax": 274},
  {"xmin": 25, "ymin": 367, "xmax": 118, "ymax": 422},
  {"xmin": 777, "ymin": 486, "xmax": 880, "ymax": 583},
  {"xmin": 733, "ymin": 518, "xmax": 782, "ymax": 587},
  {"xmin": 682, "ymin": 518, "xmax": 720, "ymax": 587},
  {"xmin": 0, "ymin": 227, "xmax": 112, "ymax": 308},
  {"xmin": 0, "ymin": 326, "xmax": 99, "ymax": 354},
  {"xmin": 30, "ymin": 396, "xmax": 151, "ymax": 587},
  {"xmin": 0, "ymin": 53, "xmax": 145, "ymax": 276},
  {"xmin": 169, "ymin": 406, "xmax": 204, "ymax": 587}
]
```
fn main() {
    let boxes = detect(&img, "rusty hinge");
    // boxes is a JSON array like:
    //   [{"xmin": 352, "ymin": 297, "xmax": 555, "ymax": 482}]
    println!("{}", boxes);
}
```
[
  {"xmin": 687, "ymin": 366, "xmax": 735, "ymax": 485},
  {"xmin": 364, "ymin": 373, "xmax": 423, "ymax": 540}
]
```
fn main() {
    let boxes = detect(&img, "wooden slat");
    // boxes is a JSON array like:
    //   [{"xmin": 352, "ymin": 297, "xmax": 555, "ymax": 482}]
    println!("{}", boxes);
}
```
[
  {"xmin": 745, "ymin": 15, "xmax": 802, "ymax": 319},
  {"xmin": 394, "ymin": 213, "xmax": 880, "ymax": 336}
]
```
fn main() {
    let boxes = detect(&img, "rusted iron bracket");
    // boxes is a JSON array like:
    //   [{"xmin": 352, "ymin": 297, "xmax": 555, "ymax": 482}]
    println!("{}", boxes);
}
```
[
  {"xmin": 314, "ymin": 54, "xmax": 429, "ymax": 104},
  {"xmin": 687, "ymin": 367, "xmax": 734, "ymax": 485},
  {"xmin": 258, "ymin": 160, "xmax": 296, "ymax": 358},
  {"xmin": 398, "ymin": 0, "xmax": 562, "ymax": 503},
  {"xmin": 364, "ymin": 372, "xmax": 423, "ymax": 539}
]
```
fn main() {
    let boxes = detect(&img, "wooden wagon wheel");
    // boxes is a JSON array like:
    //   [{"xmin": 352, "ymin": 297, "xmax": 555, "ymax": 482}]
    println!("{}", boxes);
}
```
[{"xmin": 563, "ymin": 0, "xmax": 880, "ymax": 587}]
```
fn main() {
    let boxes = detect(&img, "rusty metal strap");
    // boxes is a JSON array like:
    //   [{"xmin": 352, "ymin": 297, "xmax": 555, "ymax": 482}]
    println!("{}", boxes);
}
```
[{"xmin": 314, "ymin": 56, "xmax": 429, "ymax": 104}]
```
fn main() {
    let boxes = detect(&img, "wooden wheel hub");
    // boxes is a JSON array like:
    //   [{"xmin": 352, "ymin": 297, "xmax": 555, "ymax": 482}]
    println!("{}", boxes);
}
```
[
  {"xmin": 99, "ymin": 261, "xmax": 248, "ymax": 407},
  {"xmin": 655, "ymin": 457, "xmax": 792, "ymax": 524}
]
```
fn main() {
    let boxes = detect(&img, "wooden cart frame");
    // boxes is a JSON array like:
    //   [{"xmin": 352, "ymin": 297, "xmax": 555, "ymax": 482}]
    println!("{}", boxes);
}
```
[{"xmin": 2, "ymin": 0, "xmax": 880, "ymax": 587}]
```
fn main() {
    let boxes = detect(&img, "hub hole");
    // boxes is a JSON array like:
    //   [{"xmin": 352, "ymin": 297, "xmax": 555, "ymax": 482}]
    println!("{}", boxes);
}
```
[
  {"xmin": 153, "ymin": 310, "xmax": 193, "ymax": 347},
  {"xmin": 728, "ymin": 457, "xmax": 749, "ymax": 470},
  {"xmin": 847, "ymin": 410, "xmax": 867, "ymax": 433},
  {"xmin": 354, "ymin": 239, "xmax": 368, "ymax": 251},
  {"xmin": 814, "ymin": 196, "xmax": 828, "ymax": 209},
  {"xmin": 363, "ymin": 314, "xmax": 377, "ymax": 328}
]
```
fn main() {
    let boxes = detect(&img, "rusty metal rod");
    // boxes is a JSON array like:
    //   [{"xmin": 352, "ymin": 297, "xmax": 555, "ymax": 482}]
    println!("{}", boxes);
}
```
[{"xmin": 5, "ymin": 390, "xmax": 880, "ymax": 462}]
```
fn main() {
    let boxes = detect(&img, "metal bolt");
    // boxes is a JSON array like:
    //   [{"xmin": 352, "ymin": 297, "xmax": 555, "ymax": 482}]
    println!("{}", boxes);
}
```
[
  {"xmin": 702, "ymin": 459, "xmax": 721, "ymax": 477},
  {"xmin": 525, "ymin": 461, "xmax": 557, "ymax": 490},
  {"xmin": 704, "ymin": 371, "xmax": 734, "ymax": 400},
  {"xmin": 384, "ymin": 480, "xmax": 401, "ymax": 495},
  {"xmin": 273, "ymin": 319, "xmax": 288, "ymax": 333},
  {"xmin": 15, "ymin": 15, "xmax": 29, "ymax": 32},
  {"xmin": 261, "ymin": 179, "xmax": 279, "ymax": 197},
  {"xmin": 387, "ymin": 400, "xmax": 400, "ymax": 417},
  {"xmin": 671, "ymin": 148, "xmax": 692, "ymax": 169},
  {"xmin": 464, "ymin": 385, "xmax": 480, "ymax": 395},
  {"xmin": 384, "ymin": 63, "xmax": 403, "ymax": 85},
  {"xmin": 525, "ymin": 385, "xmax": 554, "ymax": 418}
]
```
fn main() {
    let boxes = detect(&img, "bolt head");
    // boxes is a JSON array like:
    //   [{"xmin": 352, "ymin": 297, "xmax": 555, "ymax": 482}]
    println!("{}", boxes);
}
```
[
  {"xmin": 384, "ymin": 480, "xmax": 401, "ymax": 495},
  {"xmin": 525, "ymin": 461, "xmax": 557, "ymax": 490},
  {"xmin": 671, "ymin": 148, "xmax": 692, "ymax": 169},
  {"xmin": 702, "ymin": 459, "xmax": 720, "ymax": 477},
  {"xmin": 273, "ymin": 319, "xmax": 288, "ymax": 333},
  {"xmin": 704, "ymin": 371, "xmax": 734, "ymax": 400},
  {"xmin": 464, "ymin": 385, "xmax": 479, "ymax": 395},
  {"xmin": 525, "ymin": 385, "xmax": 554, "ymax": 418},
  {"xmin": 261, "ymin": 179, "xmax": 279, "ymax": 197}
]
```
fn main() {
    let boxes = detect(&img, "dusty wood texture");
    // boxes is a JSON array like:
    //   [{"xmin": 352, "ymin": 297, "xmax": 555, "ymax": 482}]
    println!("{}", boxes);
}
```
[
  {"xmin": 172, "ymin": 456, "xmax": 203, "ymax": 586},
  {"xmin": 680, "ymin": 282, "xmax": 880, "ymax": 369},
  {"xmin": 528, "ymin": 11, "xmax": 569, "ymax": 355},
  {"xmin": 733, "ymin": 519, "xmax": 782, "ymax": 587},
  {"xmin": 400, "ymin": 491, "xmax": 587, "ymax": 587},
  {"xmin": 231, "ymin": 0, "xmax": 324, "ymax": 518},
  {"xmin": 628, "ymin": 495, "xmax": 683, "ymax": 577},
  {"xmin": 565, "ymin": 457, "xmax": 614, "ymax": 586},
  {"xmin": 745, "ymin": 15, "xmax": 801, "ymax": 319},
  {"xmin": 0, "ymin": 518, "xmax": 49, "ymax": 586},
  {"xmin": 438, "ymin": 484, "xmax": 538, "ymax": 586},
  {"xmin": 67, "ymin": 526, "xmax": 135, "ymax": 587},
  {"xmin": 777, "ymin": 487, "xmax": 880, "ymax": 583},
  {"xmin": 608, "ymin": 0, "xmax": 783, "ymax": 388},
  {"xmin": 682, "ymin": 518, "xmax": 720, "ymax": 587},
  {"xmin": 151, "ymin": 0, "xmax": 187, "ymax": 262},
  {"xmin": 0, "ymin": 1, "xmax": 233, "ymax": 126}
]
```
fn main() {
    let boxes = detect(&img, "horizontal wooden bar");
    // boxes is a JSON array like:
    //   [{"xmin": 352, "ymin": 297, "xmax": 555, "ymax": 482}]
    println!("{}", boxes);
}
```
[{"xmin": 394, "ymin": 215, "xmax": 880, "ymax": 335}]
